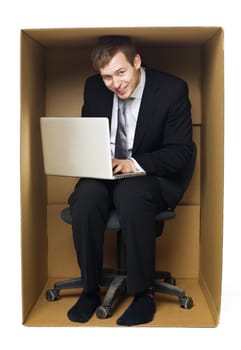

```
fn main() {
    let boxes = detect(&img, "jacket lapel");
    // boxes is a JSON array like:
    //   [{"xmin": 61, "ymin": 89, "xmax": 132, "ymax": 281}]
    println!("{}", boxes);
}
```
[{"xmin": 132, "ymin": 69, "xmax": 160, "ymax": 153}]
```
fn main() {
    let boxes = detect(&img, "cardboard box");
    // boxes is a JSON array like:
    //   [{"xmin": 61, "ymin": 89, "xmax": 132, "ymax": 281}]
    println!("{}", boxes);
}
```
[{"xmin": 20, "ymin": 27, "xmax": 224, "ymax": 327}]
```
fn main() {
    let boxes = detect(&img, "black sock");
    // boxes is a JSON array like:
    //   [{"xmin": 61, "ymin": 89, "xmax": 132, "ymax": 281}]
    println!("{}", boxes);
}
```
[
  {"xmin": 67, "ymin": 288, "xmax": 101, "ymax": 323},
  {"xmin": 116, "ymin": 288, "xmax": 156, "ymax": 326}
]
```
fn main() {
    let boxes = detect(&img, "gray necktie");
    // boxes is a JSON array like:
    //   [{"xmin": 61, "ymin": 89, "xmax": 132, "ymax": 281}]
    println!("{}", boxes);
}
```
[{"xmin": 115, "ymin": 99, "xmax": 128, "ymax": 159}]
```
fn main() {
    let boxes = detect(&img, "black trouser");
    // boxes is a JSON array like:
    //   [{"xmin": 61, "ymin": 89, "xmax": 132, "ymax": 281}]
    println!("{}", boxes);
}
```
[{"xmin": 68, "ymin": 175, "xmax": 167, "ymax": 295}]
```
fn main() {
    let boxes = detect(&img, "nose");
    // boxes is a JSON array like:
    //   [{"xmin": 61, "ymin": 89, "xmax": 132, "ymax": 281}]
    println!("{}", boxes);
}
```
[{"xmin": 112, "ymin": 76, "xmax": 121, "ymax": 89}]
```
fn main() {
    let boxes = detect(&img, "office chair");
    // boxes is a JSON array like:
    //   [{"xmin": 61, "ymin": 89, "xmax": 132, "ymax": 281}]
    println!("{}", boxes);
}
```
[{"xmin": 46, "ymin": 142, "xmax": 196, "ymax": 319}]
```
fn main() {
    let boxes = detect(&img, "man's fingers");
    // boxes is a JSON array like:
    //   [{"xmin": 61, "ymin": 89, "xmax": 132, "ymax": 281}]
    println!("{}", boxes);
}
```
[{"xmin": 112, "ymin": 158, "xmax": 136, "ymax": 174}]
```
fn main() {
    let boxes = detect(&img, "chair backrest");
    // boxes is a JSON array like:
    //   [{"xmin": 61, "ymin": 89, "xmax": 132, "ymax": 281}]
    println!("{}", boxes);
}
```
[{"xmin": 61, "ymin": 207, "xmax": 72, "ymax": 224}]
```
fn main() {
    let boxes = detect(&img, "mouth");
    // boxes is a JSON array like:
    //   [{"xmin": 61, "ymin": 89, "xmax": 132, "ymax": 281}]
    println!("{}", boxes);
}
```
[{"xmin": 116, "ymin": 87, "xmax": 127, "ymax": 97}]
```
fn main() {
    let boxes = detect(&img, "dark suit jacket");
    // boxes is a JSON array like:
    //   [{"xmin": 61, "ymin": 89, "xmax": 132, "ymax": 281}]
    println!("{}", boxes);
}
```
[{"xmin": 81, "ymin": 67, "xmax": 194, "ymax": 208}]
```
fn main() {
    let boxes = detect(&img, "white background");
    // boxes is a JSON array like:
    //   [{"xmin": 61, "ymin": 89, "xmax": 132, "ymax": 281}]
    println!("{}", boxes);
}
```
[{"xmin": 1, "ymin": 0, "xmax": 240, "ymax": 348}]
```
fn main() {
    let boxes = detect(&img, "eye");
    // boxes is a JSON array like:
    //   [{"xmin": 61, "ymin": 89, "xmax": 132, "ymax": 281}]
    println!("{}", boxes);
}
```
[
  {"xmin": 102, "ymin": 75, "xmax": 112, "ymax": 82},
  {"xmin": 118, "ymin": 70, "xmax": 125, "ymax": 76}
]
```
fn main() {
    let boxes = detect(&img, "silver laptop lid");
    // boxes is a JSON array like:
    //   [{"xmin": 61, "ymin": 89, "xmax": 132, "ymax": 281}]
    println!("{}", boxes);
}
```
[{"xmin": 40, "ymin": 117, "xmax": 113, "ymax": 179}]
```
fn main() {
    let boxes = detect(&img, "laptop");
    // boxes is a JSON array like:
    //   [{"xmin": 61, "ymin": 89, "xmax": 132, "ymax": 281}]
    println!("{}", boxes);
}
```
[{"xmin": 40, "ymin": 117, "xmax": 146, "ymax": 180}]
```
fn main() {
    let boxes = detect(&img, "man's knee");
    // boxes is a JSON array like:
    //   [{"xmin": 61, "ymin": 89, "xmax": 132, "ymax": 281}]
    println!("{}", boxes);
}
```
[
  {"xmin": 69, "ymin": 179, "xmax": 111, "ymax": 211},
  {"xmin": 113, "ymin": 177, "xmax": 166, "ymax": 214},
  {"xmin": 113, "ymin": 178, "xmax": 151, "ymax": 211}
]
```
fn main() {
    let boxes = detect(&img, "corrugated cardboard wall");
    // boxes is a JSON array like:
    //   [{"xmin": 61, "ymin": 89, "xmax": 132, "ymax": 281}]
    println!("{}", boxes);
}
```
[
  {"xmin": 21, "ymin": 32, "xmax": 47, "ymax": 320},
  {"xmin": 200, "ymin": 29, "xmax": 224, "ymax": 321}
]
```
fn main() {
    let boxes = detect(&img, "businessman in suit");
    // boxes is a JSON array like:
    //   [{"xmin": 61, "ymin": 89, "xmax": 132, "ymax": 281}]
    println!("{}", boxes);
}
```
[{"xmin": 67, "ymin": 35, "xmax": 193, "ymax": 326}]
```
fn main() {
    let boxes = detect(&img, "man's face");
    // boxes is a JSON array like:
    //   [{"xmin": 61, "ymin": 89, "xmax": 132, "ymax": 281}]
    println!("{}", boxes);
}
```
[{"xmin": 99, "ymin": 51, "xmax": 141, "ymax": 100}]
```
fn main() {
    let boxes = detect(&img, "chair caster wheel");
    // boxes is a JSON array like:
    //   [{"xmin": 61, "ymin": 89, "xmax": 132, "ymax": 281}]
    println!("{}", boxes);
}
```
[
  {"xmin": 96, "ymin": 305, "xmax": 111, "ymax": 319},
  {"xmin": 179, "ymin": 296, "xmax": 193, "ymax": 309},
  {"xmin": 46, "ymin": 289, "xmax": 60, "ymax": 301}
]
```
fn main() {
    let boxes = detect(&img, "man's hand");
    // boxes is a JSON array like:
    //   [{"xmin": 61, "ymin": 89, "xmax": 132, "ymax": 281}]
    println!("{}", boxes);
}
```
[{"xmin": 112, "ymin": 158, "xmax": 137, "ymax": 174}]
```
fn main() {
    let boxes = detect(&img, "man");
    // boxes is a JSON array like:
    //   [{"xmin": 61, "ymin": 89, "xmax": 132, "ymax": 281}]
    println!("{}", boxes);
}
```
[{"xmin": 67, "ymin": 35, "xmax": 193, "ymax": 326}]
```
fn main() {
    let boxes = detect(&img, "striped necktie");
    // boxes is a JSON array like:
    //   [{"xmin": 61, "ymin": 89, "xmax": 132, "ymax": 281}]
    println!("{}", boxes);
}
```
[{"xmin": 115, "ymin": 99, "xmax": 128, "ymax": 159}]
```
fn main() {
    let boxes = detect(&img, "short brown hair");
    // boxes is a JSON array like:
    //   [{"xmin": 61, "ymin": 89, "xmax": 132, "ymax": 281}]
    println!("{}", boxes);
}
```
[{"xmin": 91, "ymin": 35, "xmax": 138, "ymax": 71}]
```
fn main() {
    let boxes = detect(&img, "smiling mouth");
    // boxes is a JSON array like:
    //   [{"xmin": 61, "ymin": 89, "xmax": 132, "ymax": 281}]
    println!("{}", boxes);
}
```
[{"xmin": 116, "ymin": 87, "xmax": 127, "ymax": 95}]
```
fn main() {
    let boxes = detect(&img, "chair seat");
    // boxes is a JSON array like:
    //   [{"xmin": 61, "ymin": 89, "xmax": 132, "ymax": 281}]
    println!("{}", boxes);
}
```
[{"xmin": 61, "ymin": 207, "xmax": 176, "ymax": 230}]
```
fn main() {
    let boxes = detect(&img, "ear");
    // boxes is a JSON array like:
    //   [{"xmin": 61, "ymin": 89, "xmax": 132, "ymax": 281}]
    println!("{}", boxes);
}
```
[{"xmin": 133, "ymin": 54, "xmax": 141, "ymax": 69}]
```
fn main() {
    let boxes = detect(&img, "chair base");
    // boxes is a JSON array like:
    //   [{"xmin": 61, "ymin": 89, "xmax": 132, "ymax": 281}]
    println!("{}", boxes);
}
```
[{"xmin": 46, "ymin": 269, "xmax": 193, "ymax": 319}]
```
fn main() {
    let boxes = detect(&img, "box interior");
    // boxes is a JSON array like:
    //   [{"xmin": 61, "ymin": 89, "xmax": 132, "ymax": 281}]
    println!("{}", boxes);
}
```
[{"xmin": 20, "ymin": 27, "xmax": 224, "ymax": 327}]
